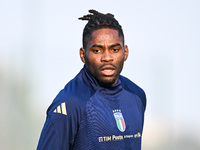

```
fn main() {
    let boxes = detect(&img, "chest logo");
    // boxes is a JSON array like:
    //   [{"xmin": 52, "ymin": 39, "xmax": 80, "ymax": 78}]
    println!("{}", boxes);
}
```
[{"xmin": 113, "ymin": 109, "xmax": 126, "ymax": 132}]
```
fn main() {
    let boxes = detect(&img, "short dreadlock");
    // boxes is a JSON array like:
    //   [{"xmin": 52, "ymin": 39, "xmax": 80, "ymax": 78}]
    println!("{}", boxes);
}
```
[{"xmin": 79, "ymin": 9, "xmax": 124, "ymax": 49}]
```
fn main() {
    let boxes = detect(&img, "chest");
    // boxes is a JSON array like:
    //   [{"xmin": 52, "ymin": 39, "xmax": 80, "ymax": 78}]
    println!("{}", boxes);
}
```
[
  {"xmin": 74, "ymin": 89, "xmax": 143, "ymax": 150},
  {"xmin": 85, "ymin": 89, "xmax": 143, "ymax": 142}
]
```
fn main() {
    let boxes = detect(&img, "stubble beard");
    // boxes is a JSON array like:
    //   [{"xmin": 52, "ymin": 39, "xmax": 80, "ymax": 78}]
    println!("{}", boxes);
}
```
[
  {"xmin": 97, "ymin": 75, "xmax": 118, "ymax": 86},
  {"xmin": 85, "ymin": 62, "xmax": 124, "ymax": 87}
]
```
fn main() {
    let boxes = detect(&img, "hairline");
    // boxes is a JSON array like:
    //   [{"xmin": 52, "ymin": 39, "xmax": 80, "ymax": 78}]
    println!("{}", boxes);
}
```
[{"xmin": 83, "ymin": 27, "xmax": 124, "ymax": 50}]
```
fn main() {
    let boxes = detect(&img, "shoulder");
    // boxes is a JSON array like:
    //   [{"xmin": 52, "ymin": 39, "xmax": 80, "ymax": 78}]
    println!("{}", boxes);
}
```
[
  {"xmin": 119, "ymin": 75, "xmax": 146, "ymax": 111},
  {"xmin": 44, "ymin": 77, "xmax": 88, "ymax": 144},
  {"xmin": 47, "ymin": 68, "xmax": 96, "ymax": 116},
  {"xmin": 47, "ymin": 81, "xmax": 89, "ymax": 115}
]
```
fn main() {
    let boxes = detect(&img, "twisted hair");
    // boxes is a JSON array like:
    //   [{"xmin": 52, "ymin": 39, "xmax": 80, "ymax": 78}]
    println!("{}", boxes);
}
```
[{"xmin": 79, "ymin": 9, "xmax": 124, "ymax": 49}]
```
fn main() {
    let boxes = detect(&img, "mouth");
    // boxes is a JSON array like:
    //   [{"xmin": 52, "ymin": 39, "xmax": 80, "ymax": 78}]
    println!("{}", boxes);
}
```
[{"xmin": 100, "ymin": 65, "xmax": 116, "ymax": 76}]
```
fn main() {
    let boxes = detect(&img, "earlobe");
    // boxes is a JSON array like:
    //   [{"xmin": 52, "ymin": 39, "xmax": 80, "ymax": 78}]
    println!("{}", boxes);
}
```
[
  {"xmin": 80, "ymin": 48, "xmax": 86, "ymax": 63},
  {"xmin": 124, "ymin": 45, "xmax": 129, "ymax": 61}
]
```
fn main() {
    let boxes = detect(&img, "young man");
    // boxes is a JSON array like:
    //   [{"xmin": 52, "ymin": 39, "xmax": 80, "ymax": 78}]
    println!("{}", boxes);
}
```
[{"xmin": 37, "ymin": 10, "xmax": 146, "ymax": 150}]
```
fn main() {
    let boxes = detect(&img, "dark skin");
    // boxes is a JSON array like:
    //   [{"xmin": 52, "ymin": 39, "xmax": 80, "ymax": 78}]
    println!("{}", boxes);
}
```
[{"xmin": 80, "ymin": 28, "xmax": 129, "ymax": 86}]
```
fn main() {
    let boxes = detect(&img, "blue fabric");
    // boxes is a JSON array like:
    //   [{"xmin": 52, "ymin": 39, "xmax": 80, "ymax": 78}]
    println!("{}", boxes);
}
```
[{"xmin": 37, "ymin": 67, "xmax": 146, "ymax": 150}]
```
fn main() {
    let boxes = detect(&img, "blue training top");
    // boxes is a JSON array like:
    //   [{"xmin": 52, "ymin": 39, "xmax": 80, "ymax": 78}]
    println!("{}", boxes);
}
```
[{"xmin": 37, "ymin": 67, "xmax": 146, "ymax": 150}]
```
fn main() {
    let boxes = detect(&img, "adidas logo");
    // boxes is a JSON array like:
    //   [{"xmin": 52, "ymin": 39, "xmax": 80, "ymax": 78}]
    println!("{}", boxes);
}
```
[{"xmin": 53, "ymin": 102, "xmax": 67, "ymax": 115}]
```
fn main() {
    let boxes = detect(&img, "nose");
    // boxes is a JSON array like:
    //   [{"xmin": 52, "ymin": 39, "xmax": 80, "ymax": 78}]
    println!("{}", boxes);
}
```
[{"xmin": 101, "ymin": 50, "xmax": 113, "ymax": 62}]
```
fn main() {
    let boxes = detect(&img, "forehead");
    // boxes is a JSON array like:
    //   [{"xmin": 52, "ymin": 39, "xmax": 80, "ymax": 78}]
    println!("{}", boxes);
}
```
[{"xmin": 90, "ymin": 28, "xmax": 123, "ymax": 44}]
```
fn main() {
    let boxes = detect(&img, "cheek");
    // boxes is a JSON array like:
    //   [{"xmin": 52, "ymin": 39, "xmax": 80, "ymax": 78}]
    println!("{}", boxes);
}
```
[
  {"xmin": 85, "ymin": 55, "xmax": 100, "ymax": 71},
  {"xmin": 115, "ymin": 54, "xmax": 125, "ymax": 63},
  {"xmin": 87, "ymin": 54, "xmax": 100, "ymax": 65}
]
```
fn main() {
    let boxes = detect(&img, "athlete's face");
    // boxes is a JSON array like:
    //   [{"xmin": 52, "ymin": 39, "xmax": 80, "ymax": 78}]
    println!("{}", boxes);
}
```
[{"xmin": 80, "ymin": 28, "xmax": 129, "ymax": 86}]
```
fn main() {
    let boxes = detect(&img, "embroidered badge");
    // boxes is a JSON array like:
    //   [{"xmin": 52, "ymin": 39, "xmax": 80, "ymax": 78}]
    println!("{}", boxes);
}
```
[{"xmin": 113, "ymin": 109, "xmax": 126, "ymax": 132}]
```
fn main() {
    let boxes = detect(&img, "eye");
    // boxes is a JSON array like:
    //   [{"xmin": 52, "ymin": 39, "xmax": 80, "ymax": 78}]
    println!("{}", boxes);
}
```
[
  {"xmin": 92, "ymin": 49, "xmax": 101, "ymax": 53},
  {"xmin": 112, "ymin": 48, "xmax": 120, "ymax": 53}
]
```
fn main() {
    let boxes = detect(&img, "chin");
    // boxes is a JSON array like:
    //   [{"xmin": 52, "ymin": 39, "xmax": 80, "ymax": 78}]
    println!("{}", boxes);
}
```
[{"xmin": 98, "ymin": 77, "xmax": 117, "ymax": 86}]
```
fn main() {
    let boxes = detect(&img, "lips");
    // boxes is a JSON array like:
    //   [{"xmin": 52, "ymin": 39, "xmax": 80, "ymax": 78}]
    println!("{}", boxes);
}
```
[{"xmin": 100, "ymin": 65, "xmax": 116, "ymax": 76}]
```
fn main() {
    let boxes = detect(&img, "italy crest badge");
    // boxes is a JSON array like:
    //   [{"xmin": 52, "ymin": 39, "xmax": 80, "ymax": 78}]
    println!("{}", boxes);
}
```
[{"xmin": 113, "ymin": 109, "xmax": 126, "ymax": 132}]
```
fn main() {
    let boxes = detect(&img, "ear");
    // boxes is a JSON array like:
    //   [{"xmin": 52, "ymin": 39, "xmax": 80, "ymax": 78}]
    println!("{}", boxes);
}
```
[
  {"xmin": 124, "ymin": 45, "xmax": 129, "ymax": 61},
  {"xmin": 80, "ymin": 48, "xmax": 86, "ymax": 63}
]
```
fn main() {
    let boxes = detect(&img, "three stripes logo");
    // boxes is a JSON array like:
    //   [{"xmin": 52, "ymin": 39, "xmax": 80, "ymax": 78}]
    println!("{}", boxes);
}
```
[
  {"xmin": 53, "ymin": 102, "xmax": 67, "ymax": 115},
  {"xmin": 113, "ymin": 109, "xmax": 126, "ymax": 132}
]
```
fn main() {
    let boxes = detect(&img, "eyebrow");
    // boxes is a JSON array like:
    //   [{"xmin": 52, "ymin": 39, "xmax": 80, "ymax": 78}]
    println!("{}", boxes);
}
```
[
  {"xmin": 110, "ymin": 43, "xmax": 121, "ymax": 48},
  {"xmin": 91, "ymin": 44, "xmax": 104, "ymax": 48},
  {"xmin": 91, "ymin": 43, "xmax": 121, "ymax": 48}
]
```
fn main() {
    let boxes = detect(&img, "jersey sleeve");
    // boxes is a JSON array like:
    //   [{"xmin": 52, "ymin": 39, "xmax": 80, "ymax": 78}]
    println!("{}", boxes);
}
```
[
  {"xmin": 37, "ymin": 116, "xmax": 59, "ymax": 150},
  {"xmin": 119, "ymin": 75, "xmax": 147, "ymax": 112},
  {"xmin": 37, "ymin": 99, "xmax": 81, "ymax": 150}
]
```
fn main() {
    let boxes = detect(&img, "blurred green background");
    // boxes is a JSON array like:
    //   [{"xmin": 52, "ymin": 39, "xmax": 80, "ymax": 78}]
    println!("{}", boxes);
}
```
[{"xmin": 0, "ymin": 0, "xmax": 200, "ymax": 149}]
